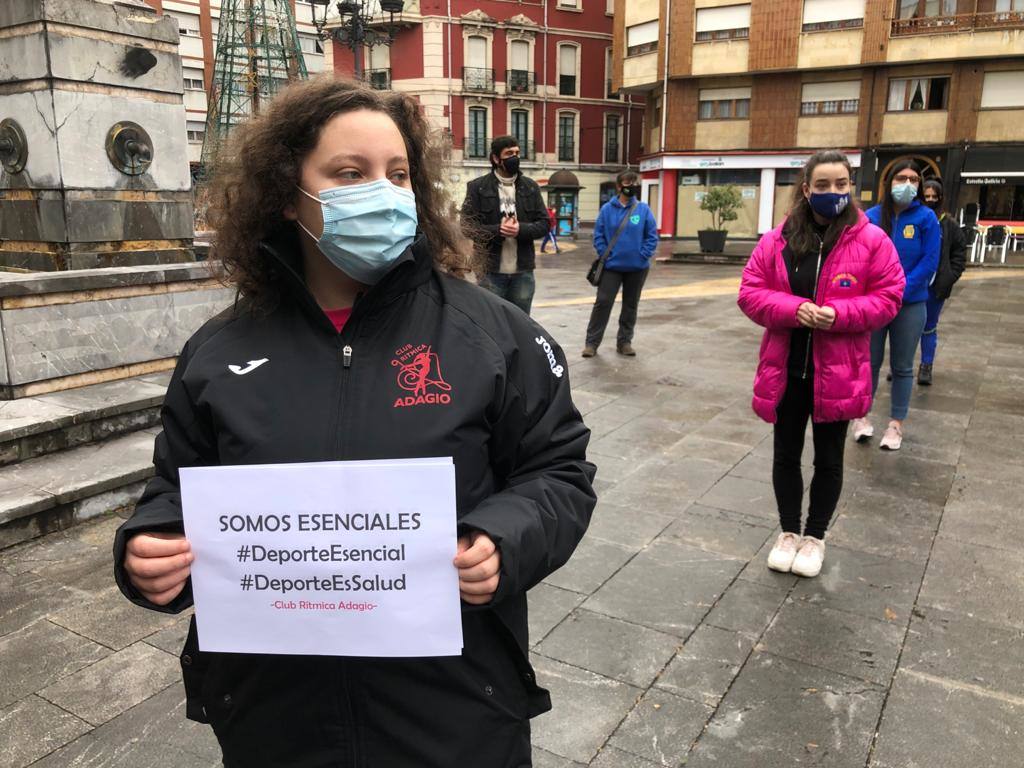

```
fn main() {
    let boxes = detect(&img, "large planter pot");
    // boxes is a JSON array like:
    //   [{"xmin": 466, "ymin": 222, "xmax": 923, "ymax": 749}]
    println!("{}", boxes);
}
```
[{"xmin": 698, "ymin": 229, "xmax": 728, "ymax": 253}]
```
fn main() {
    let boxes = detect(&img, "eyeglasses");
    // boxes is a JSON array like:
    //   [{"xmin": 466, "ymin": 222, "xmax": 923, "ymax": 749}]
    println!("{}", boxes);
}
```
[{"xmin": 893, "ymin": 173, "xmax": 920, "ymax": 184}]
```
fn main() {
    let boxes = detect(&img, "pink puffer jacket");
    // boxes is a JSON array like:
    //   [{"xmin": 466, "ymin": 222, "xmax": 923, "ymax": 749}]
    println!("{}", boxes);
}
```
[{"xmin": 738, "ymin": 210, "xmax": 905, "ymax": 424}]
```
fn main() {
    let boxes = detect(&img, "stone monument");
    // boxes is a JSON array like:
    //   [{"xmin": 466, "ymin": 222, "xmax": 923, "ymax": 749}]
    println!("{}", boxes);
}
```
[{"xmin": 0, "ymin": 0, "xmax": 197, "ymax": 270}]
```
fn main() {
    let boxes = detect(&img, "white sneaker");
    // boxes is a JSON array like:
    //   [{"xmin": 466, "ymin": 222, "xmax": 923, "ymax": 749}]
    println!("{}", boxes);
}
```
[
  {"xmin": 879, "ymin": 421, "xmax": 903, "ymax": 451},
  {"xmin": 767, "ymin": 532, "xmax": 801, "ymax": 573},
  {"xmin": 852, "ymin": 417, "xmax": 874, "ymax": 443},
  {"xmin": 791, "ymin": 536, "xmax": 826, "ymax": 578}
]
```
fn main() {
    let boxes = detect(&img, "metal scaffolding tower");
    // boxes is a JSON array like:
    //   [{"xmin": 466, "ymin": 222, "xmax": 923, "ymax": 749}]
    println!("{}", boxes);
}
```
[{"xmin": 200, "ymin": 0, "xmax": 308, "ymax": 168}]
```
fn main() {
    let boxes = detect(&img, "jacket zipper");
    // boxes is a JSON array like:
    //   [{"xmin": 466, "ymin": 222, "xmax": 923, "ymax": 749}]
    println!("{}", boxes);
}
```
[{"xmin": 801, "ymin": 236, "xmax": 825, "ymax": 381}]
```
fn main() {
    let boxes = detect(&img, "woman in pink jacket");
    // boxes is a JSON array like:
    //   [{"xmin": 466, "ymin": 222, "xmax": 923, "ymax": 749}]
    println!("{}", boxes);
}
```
[{"xmin": 738, "ymin": 150, "xmax": 904, "ymax": 577}]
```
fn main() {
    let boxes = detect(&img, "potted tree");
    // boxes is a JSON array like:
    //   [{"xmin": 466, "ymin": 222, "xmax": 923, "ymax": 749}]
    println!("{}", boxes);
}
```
[{"xmin": 698, "ymin": 185, "xmax": 742, "ymax": 253}]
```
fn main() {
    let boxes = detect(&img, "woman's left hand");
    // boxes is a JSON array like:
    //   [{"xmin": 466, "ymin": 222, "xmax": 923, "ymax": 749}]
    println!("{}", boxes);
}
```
[
  {"xmin": 454, "ymin": 531, "xmax": 501, "ymax": 605},
  {"xmin": 815, "ymin": 305, "xmax": 836, "ymax": 330}
]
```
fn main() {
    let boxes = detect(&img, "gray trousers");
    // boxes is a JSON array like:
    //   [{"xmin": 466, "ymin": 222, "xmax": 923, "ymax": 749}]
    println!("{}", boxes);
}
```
[{"xmin": 585, "ymin": 268, "xmax": 649, "ymax": 348}]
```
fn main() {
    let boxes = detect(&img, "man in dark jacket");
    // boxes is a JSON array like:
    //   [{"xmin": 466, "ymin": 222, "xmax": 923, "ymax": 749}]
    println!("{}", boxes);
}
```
[
  {"xmin": 920, "ymin": 179, "xmax": 967, "ymax": 385},
  {"xmin": 461, "ymin": 136, "xmax": 549, "ymax": 315}
]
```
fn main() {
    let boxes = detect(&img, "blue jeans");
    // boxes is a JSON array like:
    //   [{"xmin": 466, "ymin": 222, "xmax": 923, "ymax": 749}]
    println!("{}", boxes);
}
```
[
  {"xmin": 871, "ymin": 300, "xmax": 927, "ymax": 421},
  {"xmin": 920, "ymin": 293, "xmax": 944, "ymax": 365},
  {"xmin": 484, "ymin": 271, "xmax": 535, "ymax": 315},
  {"xmin": 540, "ymin": 228, "xmax": 559, "ymax": 252}
]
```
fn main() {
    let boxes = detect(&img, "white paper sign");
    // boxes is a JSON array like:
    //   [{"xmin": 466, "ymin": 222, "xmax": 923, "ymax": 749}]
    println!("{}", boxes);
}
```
[{"xmin": 180, "ymin": 457, "xmax": 463, "ymax": 657}]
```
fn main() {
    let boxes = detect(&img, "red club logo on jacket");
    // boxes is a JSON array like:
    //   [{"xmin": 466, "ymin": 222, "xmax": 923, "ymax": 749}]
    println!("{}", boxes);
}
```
[{"xmin": 391, "ymin": 344, "xmax": 453, "ymax": 408}]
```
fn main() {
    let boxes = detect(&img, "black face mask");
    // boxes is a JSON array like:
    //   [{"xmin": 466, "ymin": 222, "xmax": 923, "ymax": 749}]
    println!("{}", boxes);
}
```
[
  {"xmin": 620, "ymin": 186, "xmax": 638, "ymax": 198},
  {"xmin": 500, "ymin": 155, "xmax": 520, "ymax": 175},
  {"xmin": 925, "ymin": 199, "xmax": 941, "ymax": 211}
]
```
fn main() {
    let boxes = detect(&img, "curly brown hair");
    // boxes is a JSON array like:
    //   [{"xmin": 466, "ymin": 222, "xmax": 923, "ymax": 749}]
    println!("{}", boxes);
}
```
[{"xmin": 206, "ymin": 76, "xmax": 473, "ymax": 308}]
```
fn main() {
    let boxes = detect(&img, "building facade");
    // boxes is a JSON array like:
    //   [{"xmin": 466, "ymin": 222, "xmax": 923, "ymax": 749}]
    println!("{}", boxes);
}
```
[
  {"xmin": 143, "ymin": 0, "xmax": 643, "ymax": 230},
  {"xmin": 613, "ymin": 0, "xmax": 1024, "ymax": 238},
  {"xmin": 330, "ymin": 0, "xmax": 645, "ymax": 231},
  {"xmin": 141, "ymin": 0, "xmax": 328, "ymax": 167}
]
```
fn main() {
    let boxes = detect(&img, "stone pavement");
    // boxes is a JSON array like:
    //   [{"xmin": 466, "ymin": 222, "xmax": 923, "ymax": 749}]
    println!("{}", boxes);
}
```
[{"xmin": 2, "ymin": 243, "xmax": 1023, "ymax": 767}]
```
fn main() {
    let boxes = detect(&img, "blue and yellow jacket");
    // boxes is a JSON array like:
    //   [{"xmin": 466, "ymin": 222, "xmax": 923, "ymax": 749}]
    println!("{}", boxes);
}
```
[{"xmin": 865, "ymin": 199, "xmax": 940, "ymax": 303}]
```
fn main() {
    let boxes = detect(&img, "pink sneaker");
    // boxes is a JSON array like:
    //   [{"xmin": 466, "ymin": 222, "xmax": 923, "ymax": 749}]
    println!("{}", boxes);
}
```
[{"xmin": 852, "ymin": 417, "xmax": 873, "ymax": 443}]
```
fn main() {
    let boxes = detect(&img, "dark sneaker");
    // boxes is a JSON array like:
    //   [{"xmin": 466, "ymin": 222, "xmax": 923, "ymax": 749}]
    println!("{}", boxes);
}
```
[
  {"xmin": 918, "ymin": 363, "xmax": 933, "ymax": 386},
  {"xmin": 582, "ymin": 346, "xmax": 597, "ymax": 358},
  {"xmin": 617, "ymin": 343, "xmax": 636, "ymax": 356}
]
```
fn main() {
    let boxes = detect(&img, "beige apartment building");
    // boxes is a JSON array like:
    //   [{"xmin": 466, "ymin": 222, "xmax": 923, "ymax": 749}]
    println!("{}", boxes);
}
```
[{"xmin": 612, "ymin": 0, "xmax": 1024, "ymax": 238}]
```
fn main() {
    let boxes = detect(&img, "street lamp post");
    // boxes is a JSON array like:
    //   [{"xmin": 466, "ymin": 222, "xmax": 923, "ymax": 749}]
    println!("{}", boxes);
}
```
[{"xmin": 308, "ymin": 0, "xmax": 405, "ymax": 82}]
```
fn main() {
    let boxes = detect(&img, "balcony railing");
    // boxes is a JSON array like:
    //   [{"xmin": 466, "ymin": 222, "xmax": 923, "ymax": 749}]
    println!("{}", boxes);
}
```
[
  {"xmin": 892, "ymin": 10, "xmax": 1024, "ymax": 36},
  {"xmin": 462, "ymin": 67, "xmax": 495, "ymax": 93},
  {"xmin": 506, "ymin": 69, "xmax": 536, "ymax": 95},
  {"xmin": 464, "ymin": 135, "xmax": 490, "ymax": 159},
  {"xmin": 462, "ymin": 138, "xmax": 538, "ymax": 161},
  {"xmin": 366, "ymin": 68, "xmax": 391, "ymax": 91},
  {"xmin": 557, "ymin": 141, "xmax": 575, "ymax": 162}
]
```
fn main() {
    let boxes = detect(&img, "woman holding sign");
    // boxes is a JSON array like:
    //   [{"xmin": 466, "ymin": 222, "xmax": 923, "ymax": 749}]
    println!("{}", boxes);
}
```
[{"xmin": 113, "ymin": 78, "xmax": 596, "ymax": 767}]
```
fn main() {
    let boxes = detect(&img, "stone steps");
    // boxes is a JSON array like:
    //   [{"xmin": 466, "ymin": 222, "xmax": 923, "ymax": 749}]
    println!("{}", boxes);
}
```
[
  {"xmin": 0, "ymin": 373, "xmax": 171, "ymax": 549},
  {"xmin": 0, "ymin": 373, "xmax": 170, "ymax": 466},
  {"xmin": 0, "ymin": 427, "xmax": 158, "ymax": 548}
]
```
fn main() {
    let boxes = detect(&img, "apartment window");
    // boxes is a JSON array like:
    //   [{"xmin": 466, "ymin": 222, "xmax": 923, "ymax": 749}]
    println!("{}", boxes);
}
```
[
  {"xmin": 607, "ymin": 0, "xmax": 615, "ymax": 12},
  {"xmin": 605, "ymin": 114, "xmax": 621, "ymax": 163},
  {"xmin": 980, "ymin": 70, "xmax": 1024, "ymax": 108},
  {"xmin": 800, "ymin": 80, "xmax": 861, "ymax": 115},
  {"xmin": 183, "ymin": 67, "xmax": 204, "ymax": 90},
  {"xmin": 626, "ymin": 20, "xmax": 659, "ymax": 56},
  {"xmin": 558, "ymin": 0, "xmax": 580, "ymax": 7},
  {"xmin": 697, "ymin": 87, "xmax": 752, "ymax": 119},
  {"xmin": 897, "ymin": 0, "xmax": 956, "ymax": 18},
  {"xmin": 467, "ymin": 107, "xmax": 488, "ymax": 159},
  {"xmin": 801, "ymin": 0, "xmax": 865, "ymax": 31},
  {"xmin": 186, "ymin": 120, "xmax": 205, "ymax": 144},
  {"xmin": 695, "ymin": 4, "xmax": 751, "ymax": 42},
  {"xmin": 466, "ymin": 35, "xmax": 487, "ymax": 67},
  {"xmin": 558, "ymin": 44, "xmax": 578, "ymax": 97},
  {"xmin": 996, "ymin": 0, "xmax": 1024, "ymax": 10},
  {"xmin": 168, "ymin": 11, "xmax": 201, "ymax": 37},
  {"xmin": 511, "ymin": 109, "xmax": 530, "ymax": 155},
  {"xmin": 298, "ymin": 34, "xmax": 324, "ymax": 55},
  {"xmin": 887, "ymin": 76, "xmax": 950, "ymax": 111},
  {"xmin": 558, "ymin": 113, "xmax": 576, "ymax": 162}
]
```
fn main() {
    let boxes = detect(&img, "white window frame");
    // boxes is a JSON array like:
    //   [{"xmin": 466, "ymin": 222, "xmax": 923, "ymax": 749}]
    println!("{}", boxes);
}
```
[
  {"xmin": 464, "ymin": 101, "xmax": 493, "ymax": 161},
  {"xmin": 557, "ymin": 0, "xmax": 582, "ymax": 10},
  {"xmin": 603, "ymin": 112, "xmax": 623, "ymax": 164},
  {"xmin": 887, "ymin": 76, "xmax": 951, "ymax": 112},
  {"xmin": 626, "ymin": 20, "xmax": 659, "ymax": 56},
  {"xmin": 556, "ymin": 108, "xmax": 580, "ymax": 164},
  {"xmin": 980, "ymin": 70, "xmax": 1024, "ymax": 109},
  {"xmin": 557, "ymin": 42, "xmax": 581, "ymax": 98},
  {"xmin": 800, "ymin": 80, "xmax": 861, "ymax": 115},
  {"xmin": 695, "ymin": 4, "xmax": 751, "ymax": 42}
]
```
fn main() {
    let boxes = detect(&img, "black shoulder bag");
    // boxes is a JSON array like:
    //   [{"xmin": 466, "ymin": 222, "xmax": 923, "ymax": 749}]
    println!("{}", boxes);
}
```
[{"xmin": 587, "ymin": 201, "xmax": 638, "ymax": 286}]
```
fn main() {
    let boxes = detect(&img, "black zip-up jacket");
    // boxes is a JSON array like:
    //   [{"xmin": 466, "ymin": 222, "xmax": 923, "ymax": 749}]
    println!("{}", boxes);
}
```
[
  {"xmin": 112, "ymin": 229, "xmax": 596, "ymax": 768},
  {"xmin": 461, "ymin": 171, "xmax": 549, "ymax": 274},
  {"xmin": 931, "ymin": 214, "xmax": 967, "ymax": 301}
]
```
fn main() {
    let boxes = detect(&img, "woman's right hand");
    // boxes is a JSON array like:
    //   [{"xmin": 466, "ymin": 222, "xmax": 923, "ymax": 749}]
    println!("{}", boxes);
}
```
[
  {"xmin": 124, "ymin": 532, "xmax": 194, "ymax": 606},
  {"xmin": 796, "ymin": 302, "xmax": 819, "ymax": 328}
]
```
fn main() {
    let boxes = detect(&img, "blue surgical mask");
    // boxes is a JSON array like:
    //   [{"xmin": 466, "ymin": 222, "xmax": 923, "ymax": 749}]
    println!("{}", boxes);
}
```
[
  {"xmin": 808, "ymin": 192, "xmax": 849, "ymax": 220},
  {"xmin": 891, "ymin": 182, "xmax": 918, "ymax": 206},
  {"xmin": 295, "ymin": 179, "xmax": 418, "ymax": 285}
]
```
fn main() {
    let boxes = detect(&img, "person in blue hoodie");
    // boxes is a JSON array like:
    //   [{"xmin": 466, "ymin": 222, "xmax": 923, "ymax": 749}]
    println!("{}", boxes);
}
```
[
  {"xmin": 582, "ymin": 170, "xmax": 659, "ymax": 357},
  {"xmin": 855, "ymin": 160, "xmax": 940, "ymax": 451}
]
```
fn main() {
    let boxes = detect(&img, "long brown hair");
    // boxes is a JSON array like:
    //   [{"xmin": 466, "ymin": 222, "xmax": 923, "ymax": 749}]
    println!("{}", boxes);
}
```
[
  {"xmin": 783, "ymin": 150, "xmax": 859, "ymax": 257},
  {"xmin": 206, "ymin": 77, "xmax": 472, "ymax": 309}
]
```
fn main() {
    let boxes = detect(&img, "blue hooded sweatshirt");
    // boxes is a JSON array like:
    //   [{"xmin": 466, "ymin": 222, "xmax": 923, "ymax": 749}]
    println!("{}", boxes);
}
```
[
  {"xmin": 593, "ymin": 196, "xmax": 659, "ymax": 272},
  {"xmin": 865, "ymin": 199, "xmax": 940, "ymax": 304}
]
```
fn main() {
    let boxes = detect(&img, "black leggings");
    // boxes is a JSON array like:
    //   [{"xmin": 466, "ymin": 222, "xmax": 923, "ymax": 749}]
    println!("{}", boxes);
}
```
[{"xmin": 772, "ymin": 377, "xmax": 849, "ymax": 539}]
